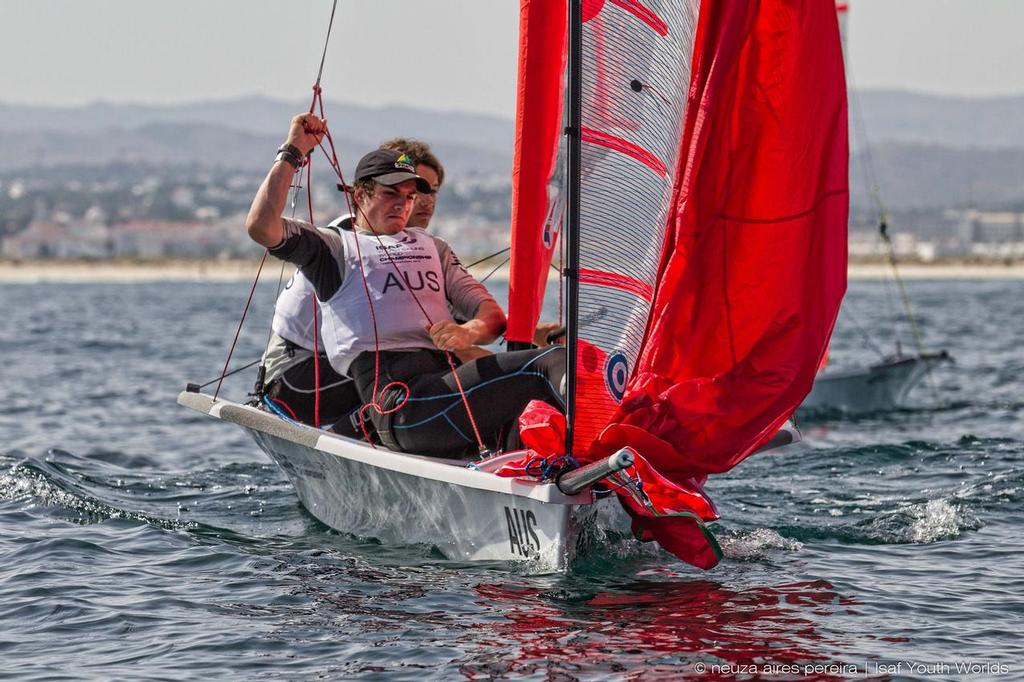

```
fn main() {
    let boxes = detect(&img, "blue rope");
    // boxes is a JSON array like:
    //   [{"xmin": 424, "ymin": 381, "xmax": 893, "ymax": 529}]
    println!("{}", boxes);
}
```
[
  {"xmin": 525, "ymin": 454, "xmax": 579, "ymax": 480},
  {"xmin": 262, "ymin": 395, "xmax": 302, "ymax": 426}
]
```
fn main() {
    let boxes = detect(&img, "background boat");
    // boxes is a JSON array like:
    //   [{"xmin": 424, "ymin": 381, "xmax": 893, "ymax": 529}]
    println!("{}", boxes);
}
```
[{"xmin": 801, "ymin": 1, "xmax": 953, "ymax": 416}]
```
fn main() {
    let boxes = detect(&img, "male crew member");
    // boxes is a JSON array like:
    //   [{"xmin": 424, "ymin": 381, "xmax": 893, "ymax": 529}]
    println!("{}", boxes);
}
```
[{"xmin": 257, "ymin": 139, "xmax": 447, "ymax": 431}]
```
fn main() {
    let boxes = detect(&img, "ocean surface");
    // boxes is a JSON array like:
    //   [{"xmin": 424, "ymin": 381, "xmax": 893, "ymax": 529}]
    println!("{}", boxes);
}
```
[{"xmin": 1, "ymin": 277, "xmax": 1021, "ymax": 681}]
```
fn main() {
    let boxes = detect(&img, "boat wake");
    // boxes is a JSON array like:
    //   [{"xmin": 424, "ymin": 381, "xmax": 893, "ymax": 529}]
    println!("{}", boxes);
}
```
[
  {"xmin": 854, "ymin": 499, "xmax": 981, "ymax": 544},
  {"xmin": 0, "ymin": 449, "xmax": 304, "ymax": 548},
  {"xmin": 1, "ymin": 454, "xmax": 203, "ymax": 531},
  {"xmin": 718, "ymin": 528, "xmax": 803, "ymax": 561}
]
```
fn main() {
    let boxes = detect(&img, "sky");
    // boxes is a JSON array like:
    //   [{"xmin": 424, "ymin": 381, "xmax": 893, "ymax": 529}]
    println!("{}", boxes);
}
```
[{"xmin": 2, "ymin": 0, "xmax": 1022, "ymax": 119}]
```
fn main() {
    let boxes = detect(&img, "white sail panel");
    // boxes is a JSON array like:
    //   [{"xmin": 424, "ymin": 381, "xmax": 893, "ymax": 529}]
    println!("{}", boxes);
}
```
[{"xmin": 573, "ymin": 0, "xmax": 700, "ymax": 447}]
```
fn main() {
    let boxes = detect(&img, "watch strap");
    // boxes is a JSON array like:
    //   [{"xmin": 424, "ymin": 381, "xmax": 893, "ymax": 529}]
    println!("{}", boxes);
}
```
[{"xmin": 275, "ymin": 143, "xmax": 306, "ymax": 170}]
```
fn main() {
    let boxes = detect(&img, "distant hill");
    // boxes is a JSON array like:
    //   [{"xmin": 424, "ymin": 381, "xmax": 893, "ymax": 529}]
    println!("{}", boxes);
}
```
[
  {"xmin": 0, "ymin": 96, "xmax": 515, "ymax": 177},
  {"xmin": 2, "ymin": 90, "xmax": 1023, "ymax": 210},
  {"xmin": 851, "ymin": 142, "xmax": 1024, "ymax": 211},
  {"xmin": 854, "ymin": 90, "xmax": 1024, "ymax": 150}
]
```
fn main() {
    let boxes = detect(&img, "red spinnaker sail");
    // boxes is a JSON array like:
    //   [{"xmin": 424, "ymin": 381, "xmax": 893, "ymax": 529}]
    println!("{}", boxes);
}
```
[
  {"xmin": 597, "ymin": 0, "xmax": 849, "ymax": 480},
  {"xmin": 505, "ymin": 0, "xmax": 848, "ymax": 569},
  {"xmin": 506, "ymin": 0, "xmax": 567, "ymax": 344}
]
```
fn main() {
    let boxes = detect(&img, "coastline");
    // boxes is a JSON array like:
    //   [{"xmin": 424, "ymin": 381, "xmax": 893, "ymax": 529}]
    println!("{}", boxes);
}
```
[{"xmin": 1, "ymin": 258, "xmax": 1023, "ymax": 283}]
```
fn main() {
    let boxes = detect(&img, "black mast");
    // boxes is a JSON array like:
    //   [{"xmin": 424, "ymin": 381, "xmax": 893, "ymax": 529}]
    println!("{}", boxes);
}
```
[{"xmin": 565, "ymin": 0, "xmax": 582, "ymax": 457}]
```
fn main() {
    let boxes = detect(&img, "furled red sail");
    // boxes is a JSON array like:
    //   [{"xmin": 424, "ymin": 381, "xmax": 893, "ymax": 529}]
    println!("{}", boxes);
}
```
[{"xmin": 506, "ymin": 0, "xmax": 567, "ymax": 345}]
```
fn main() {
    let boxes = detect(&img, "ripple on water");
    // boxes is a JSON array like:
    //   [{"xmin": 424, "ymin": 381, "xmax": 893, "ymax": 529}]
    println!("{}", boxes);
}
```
[{"xmin": 2, "ymin": 280, "xmax": 1024, "ymax": 678}]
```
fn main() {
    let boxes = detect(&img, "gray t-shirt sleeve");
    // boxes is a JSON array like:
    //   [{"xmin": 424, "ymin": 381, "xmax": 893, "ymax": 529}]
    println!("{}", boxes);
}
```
[
  {"xmin": 431, "ymin": 235, "xmax": 498, "ymax": 320},
  {"xmin": 269, "ymin": 217, "xmax": 346, "ymax": 300}
]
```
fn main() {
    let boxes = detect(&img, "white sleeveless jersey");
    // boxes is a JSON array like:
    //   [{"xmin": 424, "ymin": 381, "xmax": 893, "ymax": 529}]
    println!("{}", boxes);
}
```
[
  {"xmin": 271, "ymin": 271, "xmax": 322, "ymax": 351},
  {"xmin": 324, "ymin": 227, "xmax": 454, "ymax": 374},
  {"xmin": 271, "ymin": 218, "xmax": 349, "ymax": 351}
]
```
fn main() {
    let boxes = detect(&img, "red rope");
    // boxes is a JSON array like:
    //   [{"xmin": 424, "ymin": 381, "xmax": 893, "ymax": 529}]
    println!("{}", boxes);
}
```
[
  {"xmin": 311, "ymin": 292, "xmax": 321, "ymax": 429},
  {"xmin": 269, "ymin": 396, "xmax": 300, "ymax": 421},
  {"xmin": 306, "ymin": 86, "xmax": 323, "ymax": 428}
]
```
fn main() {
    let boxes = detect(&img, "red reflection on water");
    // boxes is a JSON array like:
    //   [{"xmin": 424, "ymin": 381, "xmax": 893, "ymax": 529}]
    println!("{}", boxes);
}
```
[{"xmin": 464, "ymin": 578, "xmax": 861, "ymax": 680}]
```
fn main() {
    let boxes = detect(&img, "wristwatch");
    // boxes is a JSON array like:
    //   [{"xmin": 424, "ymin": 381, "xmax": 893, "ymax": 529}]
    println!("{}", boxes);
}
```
[{"xmin": 275, "ymin": 143, "xmax": 305, "ymax": 169}]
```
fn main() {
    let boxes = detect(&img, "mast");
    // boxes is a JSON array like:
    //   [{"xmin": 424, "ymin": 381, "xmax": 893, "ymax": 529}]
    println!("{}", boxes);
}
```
[{"xmin": 564, "ymin": 0, "xmax": 582, "ymax": 456}]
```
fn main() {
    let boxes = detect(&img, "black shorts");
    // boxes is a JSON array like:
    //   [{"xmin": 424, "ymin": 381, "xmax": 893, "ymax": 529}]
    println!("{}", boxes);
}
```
[
  {"xmin": 264, "ymin": 355, "xmax": 361, "ymax": 433},
  {"xmin": 349, "ymin": 347, "xmax": 566, "ymax": 458}
]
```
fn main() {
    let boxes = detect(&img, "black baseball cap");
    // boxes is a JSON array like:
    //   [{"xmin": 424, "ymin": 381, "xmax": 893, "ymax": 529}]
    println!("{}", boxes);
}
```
[{"xmin": 353, "ymin": 149, "xmax": 431, "ymax": 193}]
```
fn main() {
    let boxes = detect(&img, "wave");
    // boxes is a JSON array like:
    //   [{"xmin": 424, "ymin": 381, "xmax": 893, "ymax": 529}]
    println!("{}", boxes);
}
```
[
  {"xmin": 0, "ymin": 451, "xmax": 297, "ymax": 550},
  {"xmin": 1, "ymin": 455, "xmax": 203, "ymax": 532},
  {"xmin": 775, "ymin": 498, "xmax": 980, "ymax": 545},
  {"xmin": 719, "ymin": 528, "xmax": 803, "ymax": 561}
]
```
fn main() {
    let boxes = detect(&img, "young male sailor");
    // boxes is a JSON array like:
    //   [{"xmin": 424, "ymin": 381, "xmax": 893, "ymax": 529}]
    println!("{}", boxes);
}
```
[
  {"xmin": 246, "ymin": 113, "xmax": 565, "ymax": 457},
  {"xmin": 257, "ymin": 139, "xmax": 446, "ymax": 433}
]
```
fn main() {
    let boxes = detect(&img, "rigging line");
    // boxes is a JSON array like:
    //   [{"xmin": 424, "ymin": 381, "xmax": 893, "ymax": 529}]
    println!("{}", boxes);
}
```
[
  {"xmin": 849, "ymin": 73, "xmax": 929, "ymax": 360},
  {"xmin": 302, "ymin": 140, "xmax": 323, "ymax": 428},
  {"xmin": 846, "ymin": 70, "xmax": 886, "ymax": 216},
  {"xmin": 880, "ymin": 223, "xmax": 928, "ymax": 354},
  {"xmin": 465, "ymin": 246, "xmax": 511, "ymax": 269},
  {"xmin": 214, "ymin": 250, "xmax": 269, "ymax": 401},
  {"xmin": 313, "ymin": 0, "xmax": 339, "ymax": 90},
  {"xmin": 212, "ymin": 2, "xmax": 335, "ymax": 406},
  {"xmin": 301, "ymin": 0, "xmax": 340, "ymax": 424},
  {"xmin": 841, "ymin": 303, "xmax": 887, "ymax": 361},
  {"xmin": 298, "ymin": 50, "xmax": 489, "ymax": 454},
  {"xmin": 198, "ymin": 358, "xmax": 262, "ymax": 390},
  {"xmin": 255, "ymin": 162, "xmax": 309, "ymax": 397},
  {"xmin": 478, "ymin": 255, "xmax": 511, "ymax": 284}
]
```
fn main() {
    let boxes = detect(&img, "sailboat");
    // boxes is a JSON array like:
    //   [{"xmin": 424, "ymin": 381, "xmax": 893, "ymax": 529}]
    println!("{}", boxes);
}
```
[
  {"xmin": 179, "ymin": 0, "xmax": 848, "ymax": 571},
  {"xmin": 799, "ymin": 1, "xmax": 951, "ymax": 416}
]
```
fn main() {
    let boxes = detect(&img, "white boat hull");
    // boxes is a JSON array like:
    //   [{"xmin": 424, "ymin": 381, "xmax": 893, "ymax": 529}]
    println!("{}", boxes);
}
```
[
  {"xmin": 800, "ymin": 352, "xmax": 949, "ymax": 414},
  {"xmin": 178, "ymin": 392, "xmax": 632, "ymax": 571}
]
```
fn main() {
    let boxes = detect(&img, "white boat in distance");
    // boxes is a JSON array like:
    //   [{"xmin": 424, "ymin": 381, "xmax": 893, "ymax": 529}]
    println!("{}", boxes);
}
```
[{"xmin": 800, "ymin": 351, "xmax": 951, "ymax": 415}]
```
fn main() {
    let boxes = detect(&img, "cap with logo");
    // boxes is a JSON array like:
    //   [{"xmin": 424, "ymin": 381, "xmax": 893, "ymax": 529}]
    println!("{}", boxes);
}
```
[{"xmin": 353, "ymin": 149, "xmax": 430, "ymax": 193}]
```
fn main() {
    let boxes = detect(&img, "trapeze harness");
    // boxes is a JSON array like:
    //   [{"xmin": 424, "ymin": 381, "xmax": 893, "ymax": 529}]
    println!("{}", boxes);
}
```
[{"xmin": 270, "ymin": 217, "xmax": 565, "ymax": 457}]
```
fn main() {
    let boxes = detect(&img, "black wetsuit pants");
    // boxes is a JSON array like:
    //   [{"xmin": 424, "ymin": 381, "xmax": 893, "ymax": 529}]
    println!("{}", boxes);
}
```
[
  {"xmin": 264, "ymin": 355, "xmax": 362, "ymax": 436},
  {"xmin": 348, "ymin": 346, "xmax": 566, "ymax": 457}
]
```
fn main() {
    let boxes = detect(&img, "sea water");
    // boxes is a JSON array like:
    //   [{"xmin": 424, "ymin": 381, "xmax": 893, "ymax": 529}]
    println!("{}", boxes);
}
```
[{"xmin": 1, "ymin": 278, "xmax": 1021, "ymax": 680}]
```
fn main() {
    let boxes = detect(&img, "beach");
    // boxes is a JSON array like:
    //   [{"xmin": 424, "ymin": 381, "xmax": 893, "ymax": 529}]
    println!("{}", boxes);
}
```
[{"xmin": 1, "ymin": 258, "xmax": 1023, "ymax": 283}]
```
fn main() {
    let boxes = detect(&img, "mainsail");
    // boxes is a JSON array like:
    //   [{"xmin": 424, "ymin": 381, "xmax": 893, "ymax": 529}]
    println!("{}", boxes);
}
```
[
  {"xmin": 507, "ymin": 0, "xmax": 849, "ymax": 567},
  {"xmin": 507, "ymin": 0, "xmax": 701, "ymax": 448}
]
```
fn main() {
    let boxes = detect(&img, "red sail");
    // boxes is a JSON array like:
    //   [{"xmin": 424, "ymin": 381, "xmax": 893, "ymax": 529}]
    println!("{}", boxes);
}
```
[
  {"xmin": 506, "ymin": 0, "xmax": 567, "ymax": 344},
  {"xmin": 597, "ymin": 0, "xmax": 849, "ymax": 480}
]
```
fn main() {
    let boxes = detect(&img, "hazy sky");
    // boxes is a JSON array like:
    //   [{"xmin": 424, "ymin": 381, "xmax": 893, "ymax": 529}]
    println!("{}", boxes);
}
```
[{"xmin": 2, "ymin": 0, "xmax": 1022, "ymax": 118}]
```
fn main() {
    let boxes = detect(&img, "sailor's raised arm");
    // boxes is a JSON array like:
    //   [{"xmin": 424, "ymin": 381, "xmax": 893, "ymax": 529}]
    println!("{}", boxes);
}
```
[{"xmin": 245, "ymin": 113, "xmax": 326, "ymax": 248}]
